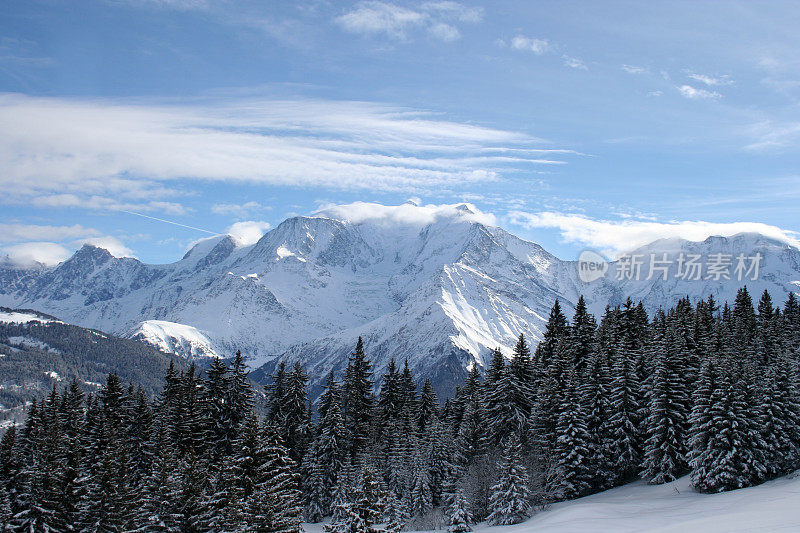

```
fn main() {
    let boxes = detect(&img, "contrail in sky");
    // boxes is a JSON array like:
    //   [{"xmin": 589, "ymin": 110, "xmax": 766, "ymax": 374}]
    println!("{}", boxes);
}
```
[{"xmin": 119, "ymin": 210, "xmax": 218, "ymax": 235}]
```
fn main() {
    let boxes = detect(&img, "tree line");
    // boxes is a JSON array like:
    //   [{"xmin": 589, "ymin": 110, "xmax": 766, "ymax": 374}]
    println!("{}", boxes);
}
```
[{"xmin": 1, "ymin": 286, "xmax": 799, "ymax": 532}]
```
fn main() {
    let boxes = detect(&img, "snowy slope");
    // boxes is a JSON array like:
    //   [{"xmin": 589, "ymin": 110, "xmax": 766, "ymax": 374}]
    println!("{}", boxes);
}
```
[
  {"xmin": 475, "ymin": 474, "xmax": 800, "ymax": 533},
  {"xmin": 130, "ymin": 320, "xmax": 220, "ymax": 360},
  {"xmin": 0, "ymin": 310, "xmax": 61, "ymax": 325},
  {"xmin": 1, "ymin": 202, "xmax": 799, "ymax": 396}
]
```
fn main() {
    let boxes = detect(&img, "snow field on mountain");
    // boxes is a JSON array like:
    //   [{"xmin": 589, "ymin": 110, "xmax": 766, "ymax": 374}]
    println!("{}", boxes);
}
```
[
  {"xmin": 0, "ymin": 310, "xmax": 59, "ymax": 325},
  {"xmin": 132, "ymin": 319, "xmax": 220, "ymax": 359}
]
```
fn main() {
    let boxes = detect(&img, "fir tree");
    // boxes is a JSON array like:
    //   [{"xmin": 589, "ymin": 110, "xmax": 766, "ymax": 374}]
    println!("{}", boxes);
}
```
[
  {"xmin": 688, "ymin": 354, "xmax": 717, "ymax": 491},
  {"xmin": 79, "ymin": 373, "xmax": 136, "ymax": 532},
  {"xmin": 487, "ymin": 434, "xmax": 530, "ymax": 525},
  {"xmin": 758, "ymin": 352, "xmax": 800, "ymax": 477},
  {"xmin": 0, "ymin": 424, "xmax": 18, "ymax": 499},
  {"xmin": 607, "ymin": 319, "xmax": 644, "ymax": 484},
  {"xmin": 534, "ymin": 299, "xmax": 569, "ymax": 380},
  {"xmin": 11, "ymin": 388, "xmax": 65, "ymax": 532},
  {"xmin": 383, "ymin": 489, "xmax": 410, "ymax": 533},
  {"xmin": 343, "ymin": 337, "xmax": 375, "ymax": 459},
  {"xmin": 551, "ymin": 370, "xmax": 593, "ymax": 500},
  {"xmin": 417, "ymin": 379, "xmax": 439, "ymax": 432},
  {"xmin": 446, "ymin": 482, "xmax": 472, "ymax": 533},
  {"xmin": 175, "ymin": 364, "xmax": 208, "ymax": 461},
  {"xmin": 203, "ymin": 357, "xmax": 233, "ymax": 459},
  {"xmin": 248, "ymin": 425, "xmax": 303, "ymax": 533},
  {"xmin": 281, "ymin": 363, "xmax": 312, "ymax": 463},
  {"xmin": 783, "ymin": 292, "xmax": 800, "ymax": 358},
  {"xmin": 452, "ymin": 368, "xmax": 485, "ymax": 466},
  {"xmin": 0, "ymin": 481, "xmax": 11, "ymax": 532},
  {"xmin": 312, "ymin": 373, "xmax": 348, "ymax": 514},
  {"xmin": 690, "ymin": 352, "xmax": 767, "ymax": 493},
  {"xmin": 198, "ymin": 455, "xmax": 246, "ymax": 532},
  {"xmin": 531, "ymin": 335, "xmax": 570, "ymax": 463},
  {"xmin": 483, "ymin": 348, "xmax": 509, "ymax": 449},
  {"xmin": 410, "ymin": 448, "xmax": 433, "ymax": 519},
  {"xmin": 507, "ymin": 334, "xmax": 535, "ymax": 438},
  {"xmin": 641, "ymin": 324, "xmax": 689, "ymax": 484},
  {"xmin": 268, "ymin": 361, "xmax": 289, "ymax": 426},
  {"xmin": 58, "ymin": 378, "xmax": 86, "ymax": 527},
  {"xmin": 229, "ymin": 350, "xmax": 255, "ymax": 436},
  {"xmin": 355, "ymin": 466, "xmax": 385, "ymax": 530},
  {"xmin": 134, "ymin": 413, "xmax": 182, "ymax": 532},
  {"xmin": 581, "ymin": 348, "xmax": 614, "ymax": 492},
  {"xmin": 377, "ymin": 359, "xmax": 403, "ymax": 435},
  {"xmin": 569, "ymin": 295, "xmax": 597, "ymax": 372}
]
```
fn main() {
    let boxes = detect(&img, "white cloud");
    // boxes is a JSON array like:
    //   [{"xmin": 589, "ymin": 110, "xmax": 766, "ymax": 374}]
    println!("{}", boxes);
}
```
[
  {"xmin": 562, "ymin": 56, "xmax": 587, "ymax": 70},
  {"xmin": 428, "ymin": 22, "xmax": 460, "ymax": 42},
  {"xmin": 677, "ymin": 85, "xmax": 721, "ymax": 100},
  {"xmin": 27, "ymin": 194, "xmax": 188, "ymax": 215},
  {"xmin": 314, "ymin": 201, "xmax": 497, "ymax": 228},
  {"xmin": 226, "ymin": 221, "xmax": 271, "ymax": 246},
  {"xmin": 508, "ymin": 35, "xmax": 550, "ymax": 55},
  {"xmin": 211, "ymin": 201, "xmax": 272, "ymax": 218},
  {"xmin": 78, "ymin": 236, "xmax": 136, "ymax": 258},
  {"xmin": 0, "ymin": 93, "xmax": 563, "ymax": 199},
  {"xmin": 686, "ymin": 72, "xmax": 733, "ymax": 86},
  {"xmin": 1, "ymin": 242, "xmax": 72, "ymax": 267},
  {"xmin": 508, "ymin": 211, "xmax": 800, "ymax": 257},
  {"xmin": 334, "ymin": 1, "xmax": 479, "ymax": 42},
  {"xmin": 335, "ymin": 2, "xmax": 426, "ymax": 40},
  {"xmin": 0, "ymin": 222, "xmax": 135, "ymax": 265},
  {"xmin": 621, "ymin": 65, "xmax": 647, "ymax": 74},
  {"xmin": 0, "ymin": 223, "xmax": 100, "ymax": 243},
  {"xmin": 745, "ymin": 120, "xmax": 800, "ymax": 151}
]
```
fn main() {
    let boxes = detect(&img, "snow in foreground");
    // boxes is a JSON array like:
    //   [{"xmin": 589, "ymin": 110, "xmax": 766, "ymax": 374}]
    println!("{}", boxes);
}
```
[
  {"xmin": 302, "ymin": 473, "xmax": 800, "ymax": 533},
  {"xmin": 486, "ymin": 474, "xmax": 800, "ymax": 533}
]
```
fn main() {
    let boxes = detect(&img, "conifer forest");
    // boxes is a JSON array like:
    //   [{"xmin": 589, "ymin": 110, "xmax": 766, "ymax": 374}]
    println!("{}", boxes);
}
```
[{"xmin": 2, "ymin": 286, "xmax": 800, "ymax": 532}]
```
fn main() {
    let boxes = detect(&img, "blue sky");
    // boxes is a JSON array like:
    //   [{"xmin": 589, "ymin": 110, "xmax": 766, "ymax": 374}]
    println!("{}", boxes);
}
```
[{"xmin": 1, "ymin": 0, "xmax": 799, "ymax": 264}]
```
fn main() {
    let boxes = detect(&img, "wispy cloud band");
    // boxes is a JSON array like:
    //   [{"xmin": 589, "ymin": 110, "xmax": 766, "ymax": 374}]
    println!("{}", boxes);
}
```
[{"xmin": 0, "ymin": 93, "xmax": 569, "ymax": 203}]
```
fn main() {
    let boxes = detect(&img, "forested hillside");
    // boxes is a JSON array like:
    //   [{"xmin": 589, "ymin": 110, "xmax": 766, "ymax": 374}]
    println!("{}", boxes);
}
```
[
  {"xmin": 1, "ymin": 287, "xmax": 799, "ymax": 532},
  {"xmin": 0, "ymin": 308, "xmax": 185, "ymax": 428}
]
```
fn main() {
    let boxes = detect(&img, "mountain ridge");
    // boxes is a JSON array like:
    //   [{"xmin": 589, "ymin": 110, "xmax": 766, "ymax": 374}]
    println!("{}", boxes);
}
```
[{"xmin": 1, "ymin": 203, "xmax": 798, "ymax": 397}]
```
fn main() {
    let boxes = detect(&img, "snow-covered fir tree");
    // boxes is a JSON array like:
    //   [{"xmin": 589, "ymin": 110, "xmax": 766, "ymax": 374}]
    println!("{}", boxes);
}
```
[
  {"xmin": 641, "ymin": 321, "xmax": 690, "ymax": 484},
  {"xmin": 445, "ymin": 482, "xmax": 472, "ymax": 533},
  {"xmin": 343, "ymin": 337, "xmax": 375, "ymax": 460},
  {"xmin": 487, "ymin": 433, "xmax": 530, "ymax": 525},
  {"xmin": 551, "ymin": 369, "xmax": 594, "ymax": 500}
]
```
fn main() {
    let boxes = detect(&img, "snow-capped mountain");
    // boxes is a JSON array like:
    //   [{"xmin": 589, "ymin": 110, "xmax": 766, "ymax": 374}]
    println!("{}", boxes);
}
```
[{"xmin": 1, "ymin": 202, "xmax": 798, "ymax": 397}]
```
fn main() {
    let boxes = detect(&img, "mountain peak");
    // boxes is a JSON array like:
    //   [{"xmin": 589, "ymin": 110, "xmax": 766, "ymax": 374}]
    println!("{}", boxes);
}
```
[
  {"xmin": 313, "ymin": 201, "xmax": 497, "ymax": 229},
  {"xmin": 628, "ymin": 231, "xmax": 797, "ymax": 256},
  {"xmin": 75, "ymin": 243, "xmax": 114, "ymax": 261}
]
